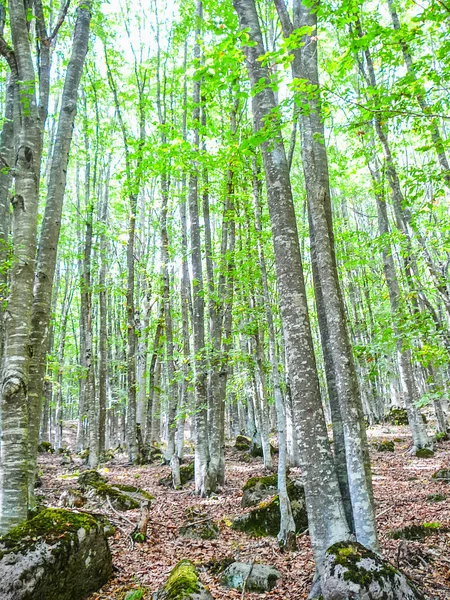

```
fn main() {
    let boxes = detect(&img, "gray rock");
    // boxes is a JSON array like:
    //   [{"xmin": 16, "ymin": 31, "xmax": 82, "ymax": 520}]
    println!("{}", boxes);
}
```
[
  {"xmin": 241, "ymin": 475, "xmax": 278, "ymax": 508},
  {"xmin": 321, "ymin": 541, "xmax": 425, "ymax": 600},
  {"xmin": 221, "ymin": 562, "xmax": 281, "ymax": 592},
  {"xmin": 0, "ymin": 508, "xmax": 112, "ymax": 600},
  {"xmin": 233, "ymin": 479, "xmax": 307, "ymax": 537}
]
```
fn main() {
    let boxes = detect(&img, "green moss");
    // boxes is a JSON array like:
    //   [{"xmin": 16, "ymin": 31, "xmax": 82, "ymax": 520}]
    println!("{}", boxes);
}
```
[
  {"xmin": 114, "ymin": 484, "xmax": 154, "ymax": 500},
  {"xmin": 0, "ymin": 508, "xmax": 98, "ymax": 558},
  {"xmin": 180, "ymin": 463, "xmax": 194, "ymax": 485},
  {"xmin": 385, "ymin": 407, "xmax": 409, "ymax": 425},
  {"xmin": 434, "ymin": 432, "xmax": 449, "ymax": 442},
  {"xmin": 243, "ymin": 474, "xmax": 278, "ymax": 491},
  {"xmin": 235, "ymin": 435, "xmax": 251, "ymax": 451},
  {"xmin": 415, "ymin": 448, "xmax": 434, "ymax": 458},
  {"xmin": 389, "ymin": 522, "xmax": 448, "ymax": 540},
  {"xmin": 38, "ymin": 441, "xmax": 54, "ymax": 453},
  {"xmin": 92, "ymin": 483, "xmax": 140, "ymax": 510},
  {"xmin": 375, "ymin": 440, "xmax": 395, "ymax": 452},
  {"xmin": 78, "ymin": 469, "xmax": 106, "ymax": 488},
  {"xmin": 162, "ymin": 559, "xmax": 200, "ymax": 599},
  {"xmin": 124, "ymin": 588, "xmax": 147, "ymax": 600},
  {"xmin": 427, "ymin": 493, "xmax": 446, "ymax": 502},
  {"xmin": 327, "ymin": 541, "xmax": 398, "ymax": 587},
  {"xmin": 432, "ymin": 468, "xmax": 450, "ymax": 481}
]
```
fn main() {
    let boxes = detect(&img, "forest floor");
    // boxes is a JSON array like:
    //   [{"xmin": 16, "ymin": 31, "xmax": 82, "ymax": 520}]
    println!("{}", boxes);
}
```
[{"xmin": 38, "ymin": 425, "xmax": 450, "ymax": 600}]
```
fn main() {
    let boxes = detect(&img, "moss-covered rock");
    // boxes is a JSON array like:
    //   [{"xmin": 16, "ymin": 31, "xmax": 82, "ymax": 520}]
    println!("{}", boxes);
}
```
[
  {"xmin": 38, "ymin": 441, "xmax": 54, "ymax": 453},
  {"xmin": 180, "ymin": 462, "xmax": 194, "ymax": 485},
  {"xmin": 234, "ymin": 435, "xmax": 251, "ymax": 451},
  {"xmin": 159, "ymin": 463, "xmax": 194, "ymax": 488},
  {"xmin": 79, "ymin": 470, "xmax": 153, "ymax": 511},
  {"xmin": 241, "ymin": 474, "xmax": 278, "ymax": 508},
  {"xmin": 375, "ymin": 440, "xmax": 395, "ymax": 452},
  {"xmin": 78, "ymin": 469, "xmax": 106, "ymax": 489},
  {"xmin": 389, "ymin": 522, "xmax": 448, "ymax": 540},
  {"xmin": 385, "ymin": 407, "xmax": 409, "ymax": 425},
  {"xmin": 221, "ymin": 562, "xmax": 281, "ymax": 592},
  {"xmin": 432, "ymin": 468, "xmax": 450, "ymax": 482},
  {"xmin": 232, "ymin": 480, "xmax": 307, "ymax": 537},
  {"xmin": 58, "ymin": 488, "xmax": 87, "ymax": 508},
  {"xmin": 385, "ymin": 407, "xmax": 427, "ymax": 426},
  {"xmin": 179, "ymin": 508, "xmax": 219, "ymax": 540},
  {"xmin": 0, "ymin": 508, "xmax": 112, "ymax": 600},
  {"xmin": 153, "ymin": 559, "xmax": 212, "ymax": 600},
  {"xmin": 322, "ymin": 541, "xmax": 425, "ymax": 599},
  {"xmin": 415, "ymin": 448, "xmax": 434, "ymax": 458}
]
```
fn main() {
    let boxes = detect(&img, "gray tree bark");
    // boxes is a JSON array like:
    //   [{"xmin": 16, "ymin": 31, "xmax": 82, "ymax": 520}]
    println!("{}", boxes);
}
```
[
  {"xmin": 233, "ymin": 0, "xmax": 351, "ymax": 571},
  {"xmin": 0, "ymin": 0, "xmax": 42, "ymax": 534}
]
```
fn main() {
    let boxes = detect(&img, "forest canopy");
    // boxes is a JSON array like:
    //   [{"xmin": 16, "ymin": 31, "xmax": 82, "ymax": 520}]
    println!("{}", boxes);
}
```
[{"xmin": 0, "ymin": 0, "xmax": 449, "ymax": 598}]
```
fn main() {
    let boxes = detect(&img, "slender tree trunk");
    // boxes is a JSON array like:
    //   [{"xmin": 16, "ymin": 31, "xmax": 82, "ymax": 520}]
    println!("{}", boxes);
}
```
[
  {"xmin": 27, "ymin": 0, "xmax": 91, "ymax": 495},
  {"xmin": 189, "ymin": 0, "xmax": 210, "ymax": 497},
  {"xmin": 233, "ymin": 0, "xmax": 351, "ymax": 570},
  {"xmin": 275, "ymin": 0, "xmax": 356, "ymax": 534},
  {"xmin": 0, "ymin": 0, "xmax": 42, "ymax": 534},
  {"xmin": 369, "ymin": 163, "xmax": 432, "ymax": 451},
  {"xmin": 252, "ymin": 156, "xmax": 296, "ymax": 550},
  {"xmin": 0, "ymin": 74, "xmax": 14, "ymax": 365},
  {"xmin": 98, "ymin": 171, "xmax": 109, "ymax": 457}
]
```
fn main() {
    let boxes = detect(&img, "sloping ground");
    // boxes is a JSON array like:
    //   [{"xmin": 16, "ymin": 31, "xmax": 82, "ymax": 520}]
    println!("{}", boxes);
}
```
[{"xmin": 38, "ymin": 426, "xmax": 450, "ymax": 600}]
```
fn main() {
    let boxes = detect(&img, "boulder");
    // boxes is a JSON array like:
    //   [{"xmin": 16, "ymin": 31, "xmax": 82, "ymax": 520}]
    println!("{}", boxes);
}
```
[
  {"xmin": 221, "ymin": 562, "xmax": 281, "ymax": 592},
  {"xmin": 179, "ymin": 508, "xmax": 219, "ymax": 540},
  {"xmin": 232, "ymin": 479, "xmax": 307, "ymax": 537},
  {"xmin": 234, "ymin": 435, "xmax": 251, "ymax": 451},
  {"xmin": 0, "ymin": 508, "xmax": 112, "ymax": 600},
  {"xmin": 241, "ymin": 474, "xmax": 278, "ymax": 508},
  {"xmin": 38, "ymin": 441, "xmax": 54, "ymax": 453},
  {"xmin": 375, "ymin": 440, "xmax": 395, "ymax": 452},
  {"xmin": 159, "ymin": 462, "xmax": 194, "ymax": 488},
  {"xmin": 153, "ymin": 559, "xmax": 212, "ymax": 600},
  {"xmin": 321, "ymin": 541, "xmax": 425, "ymax": 600},
  {"xmin": 79, "ymin": 470, "xmax": 153, "ymax": 510}
]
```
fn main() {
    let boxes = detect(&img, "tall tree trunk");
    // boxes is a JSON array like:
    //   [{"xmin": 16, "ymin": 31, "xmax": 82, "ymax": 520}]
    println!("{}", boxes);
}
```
[
  {"xmin": 98, "ymin": 170, "xmax": 109, "ymax": 457},
  {"xmin": 233, "ymin": 0, "xmax": 351, "ymax": 570},
  {"xmin": 252, "ymin": 155, "xmax": 296, "ymax": 550},
  {"xmin": 0, "ymin": 0, "xmax": 42, "ymax": 534},
  {"xmin": 275, "ymin": 0, "xmax": 355, "ymax": 532},
  {"xmin": 189, "ymin": 0, "xmax": 210, "ymax": 497},
  {"xmin": 27, "ymin": 0, "xmax": 91, "ymax": 497}
]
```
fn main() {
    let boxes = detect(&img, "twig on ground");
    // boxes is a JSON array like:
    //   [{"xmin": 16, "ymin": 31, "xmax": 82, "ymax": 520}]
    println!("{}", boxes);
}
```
[{"xmin": 241, "ymin": 558, "xmax": 255, "ymax": 600}]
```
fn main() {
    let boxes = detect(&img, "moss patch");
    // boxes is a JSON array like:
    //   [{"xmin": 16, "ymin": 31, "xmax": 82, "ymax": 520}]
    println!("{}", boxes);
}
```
[
  {"xmin": 415, "ymin": 448, "xmax": 434, "ymax": 458},
  {"xmin": 327, "ymin": 541, "xmax": 399, "ymax": 588},
  {"xmin": 234, "ymin": 435, "xmax": 251, "ymax": 451},
  {"xmin": 0, "ymin": 508, "xmax": 98, "ymax": 558},
  {"xmin": 375, "ymin": 440, "xmax": 395, "ymax": 452},
  {"xmin": 427, "ymin": 493, "xmax": 446, "ymax": 503},
  {"xmin": 432, "ymin": 468, "xmax": 450, "ymax": 482},
  {"xmin": 180, "ymin": 463, "xmax": 194, "ymax": 485},
  {"xmin": 389, "ymin": 522, "xmax": 448, "ymax": 540},
  {"xmin": 243, "ymin": 474, "xmax": 278, "ymax": 491},
  {"xmin": 233, "ymin": 481, "xmax": 307, "ymax": 537},
  {"xmin": 160, "ymin": 559, "xmax": 200, "ymax": 599}
]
